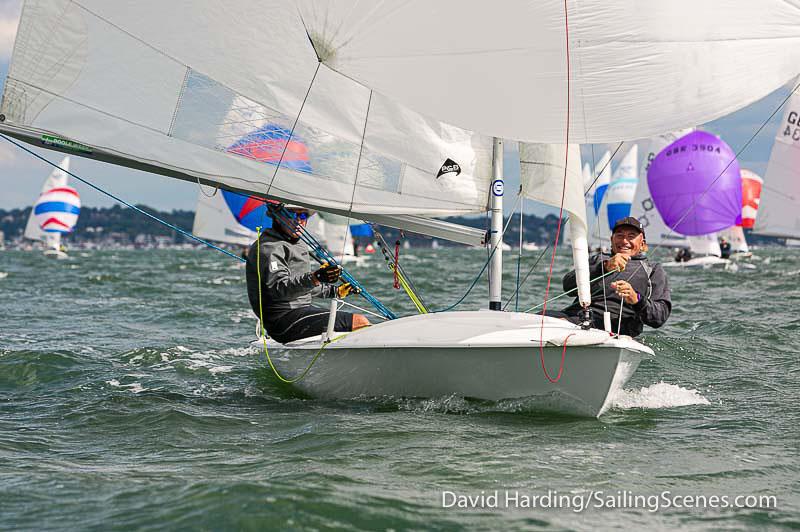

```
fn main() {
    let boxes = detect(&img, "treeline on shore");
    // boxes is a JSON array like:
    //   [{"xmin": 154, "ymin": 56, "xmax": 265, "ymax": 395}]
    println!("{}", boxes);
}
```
[{"xmin": 0, "ymin": 204, "xmax": 782, "ymax": 247}]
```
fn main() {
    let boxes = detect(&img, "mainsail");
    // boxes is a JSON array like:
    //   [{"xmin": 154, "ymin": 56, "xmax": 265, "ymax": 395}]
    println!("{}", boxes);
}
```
[
  {"xmin": 754, "ymin": 80, "xmax": 800, "ymax": 239},
  {"xmin": 605, "ymin": 144, "xmax": 639, "ymax": 230}
]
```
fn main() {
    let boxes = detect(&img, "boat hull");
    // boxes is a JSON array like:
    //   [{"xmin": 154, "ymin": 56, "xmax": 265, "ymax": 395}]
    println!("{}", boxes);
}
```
[
  {"xmin": 257, "ymin": 312, "xmax": 653, "ymax": 417},
  {"xmin": 663, "ymin": 255, "xmax": 730, "ymax": 269}
]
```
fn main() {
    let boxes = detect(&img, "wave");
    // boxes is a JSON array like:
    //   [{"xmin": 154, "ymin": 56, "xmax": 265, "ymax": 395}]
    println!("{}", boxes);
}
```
[{"xmin": 610, "ymin": 381, "xmax": 710, "ymax": 410}]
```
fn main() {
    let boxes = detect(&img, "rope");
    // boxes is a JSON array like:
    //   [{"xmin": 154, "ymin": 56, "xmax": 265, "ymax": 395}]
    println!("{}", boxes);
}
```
[
  {"xmin": 269, "ymin": 206, "xmax": 397, "ymax": 320},
  {"xmin": 538, "ymin": 0, "xmax": 572, "ymax": 384},
  {"xmin": 373, "ymin": 228, "xmax": 428, "ymax": 314},
  {"xmin": 0, "ymin": 134, "xmax": 246, "ymax": 263},
  {"xmin": 523, "ymin": 267, "xmax": 621, "ymax": 313},
  {"xmin": 434, "ymin": 191, "xmax": 522, "ymax": 313},
  {"xmin": 515, "ymin": 191, "xmax": 524, "ymax": 311}
]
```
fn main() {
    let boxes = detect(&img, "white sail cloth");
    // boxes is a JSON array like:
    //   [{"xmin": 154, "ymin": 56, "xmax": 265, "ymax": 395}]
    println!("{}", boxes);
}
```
[
  {"xmin": 520, "ymin": 143, "xmax": 590, "ymax": 306},
  {"xmin": 24, "ymin": 156, "xmax": 70, "ymax": 242},
  {"xmin": 2, "ymin": 0, "xmax": 493, "ymax": 223},
  {"xmin": 298, "ymin": 0, "xmax": 800, "ymax": 142},
  {"xmin": 754, "ymin": 79, "xmax": 800, "ymax": 239}
]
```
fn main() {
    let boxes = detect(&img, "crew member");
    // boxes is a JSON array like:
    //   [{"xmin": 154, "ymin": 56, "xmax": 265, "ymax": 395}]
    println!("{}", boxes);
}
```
[
  {"xmin": 246, "ymin": 204, "xmax": 370, "ymax": 343},
  {"xmin": 549, "ymin": 217, "xmax": 671, "ymax": 337}
]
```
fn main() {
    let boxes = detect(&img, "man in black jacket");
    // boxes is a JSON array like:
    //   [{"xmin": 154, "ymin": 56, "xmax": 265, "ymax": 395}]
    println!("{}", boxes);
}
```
[
  {"xmin": 245, "ymin": 204, "xmax": 370, "ymax": 344},
  {"xmin": 550, "ymin": 217, "xmax": 671, "ymax": 337}
]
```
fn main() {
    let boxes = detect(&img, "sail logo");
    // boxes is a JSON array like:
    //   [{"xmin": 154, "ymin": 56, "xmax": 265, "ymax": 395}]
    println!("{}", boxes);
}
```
[
  {"xmin": 782, "ymin": 110, "xmax": 800, "ymax": 141},
  {"xmin": 436, "ymin": 158, "xmax": 461, "ymax": 179}
]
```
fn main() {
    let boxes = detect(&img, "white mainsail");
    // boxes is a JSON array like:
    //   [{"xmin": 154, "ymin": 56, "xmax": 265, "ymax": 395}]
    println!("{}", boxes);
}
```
[
  {"xmin": 587, "ymin": 150, "xmax": 612, "ymax": 250},
  {"xmin": 605, "ymin": 144, "xmax": 639, "ymax": 229},
  {"xmin": 629, "ymin": 130, "xmax": 694, "ymax": 249},
  {"xmin": 718, "ymin": 225, "xmax": 748, "ymax": 254},
  {"xmin": 192, "ymin": 189, "xmax": 260, "ymax": 246},
  {"xmin": 753, "ymin": 79, "xmax": 800, "ymax": 239},
  {"xmin": 687, "ymin": 234, "xmax": 722, "ymax": 258}
]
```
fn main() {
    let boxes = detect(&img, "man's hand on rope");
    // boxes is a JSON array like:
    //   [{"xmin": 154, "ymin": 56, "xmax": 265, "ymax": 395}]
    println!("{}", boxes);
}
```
[
  {"xmin": 313, "ymin": 262, "xmax": 342, "ymax": 285},
  {"xmin": 336, "ymin": 282, "xmax": 360, "ymax": 298}
]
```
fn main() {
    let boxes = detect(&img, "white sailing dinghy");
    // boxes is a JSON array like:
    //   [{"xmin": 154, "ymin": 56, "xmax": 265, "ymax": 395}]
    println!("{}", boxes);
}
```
[
  {"xmin": 23, "ymin": 156, "xmax": 80, "ymax": 259},
  {"xmin": 754, "ymin": 78, "xmax": 800, "ymax": 244},
  {"xmin": 2, "ymin": 2, "xmax": 800, "ymax": 416}
]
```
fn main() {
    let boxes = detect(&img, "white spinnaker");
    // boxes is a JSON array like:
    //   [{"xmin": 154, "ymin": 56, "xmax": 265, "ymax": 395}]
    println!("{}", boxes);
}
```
[
  {"xmin": 192, "ymin": 190, "xmax": 256, "ymax": 246},
  {"xmin": 520, "ymin": 143, "xmax": 590, "ymax": 306},
  {"xmin": 688, "ymin": 234, "xmax": 722, "ymax": 257},
  {"xmin": 298, "ymin": 1, "xmax": 800, "ymax": 143},
  {"xmin": 24, "ymin": 156, "xmax": 70, "ymax": 242},
  {"xmin": 2, "ymin": 0, "xmax": 493, "ymax": 225},
  {"xmin": 630, "ymin": 130, "xmax": 694, "ymax": 249},
  {"xmin": 754, "ymin": 80, "xmax": 800, "ymax": 238}
]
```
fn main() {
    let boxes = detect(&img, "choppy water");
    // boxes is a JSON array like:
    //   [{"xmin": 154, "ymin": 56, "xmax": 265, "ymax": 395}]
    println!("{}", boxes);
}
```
[{"xmin": 1, "ymin": 247, "xmax": 798, "ymax": 530}]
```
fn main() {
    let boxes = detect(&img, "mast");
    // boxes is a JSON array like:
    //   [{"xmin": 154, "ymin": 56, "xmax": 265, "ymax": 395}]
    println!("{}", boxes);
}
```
[{"xmin": 489, "ymin": 138, "xmax": 503, "ymax": 310}]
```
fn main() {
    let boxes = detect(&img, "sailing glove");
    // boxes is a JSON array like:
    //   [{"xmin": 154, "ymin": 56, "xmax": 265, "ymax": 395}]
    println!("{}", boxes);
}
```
[
  {"xmin": 314, "ymin": 262, "xmax": 342, "ymax": 284},
  {"xmin": 336, "ymin": 282, "xmax": 360, "ymax": 298}
]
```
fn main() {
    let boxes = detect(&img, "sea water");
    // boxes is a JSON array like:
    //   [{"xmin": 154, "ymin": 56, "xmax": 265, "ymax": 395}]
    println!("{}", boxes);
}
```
[{"xmin": 1, "ymin": 248, "xmax": 798, "ymax": 530}]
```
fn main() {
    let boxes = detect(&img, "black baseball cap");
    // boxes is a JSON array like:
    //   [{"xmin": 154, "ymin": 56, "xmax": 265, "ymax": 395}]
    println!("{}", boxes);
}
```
[{"xmin": 612, "ymin": 216, "xmax": 645, "ymax": 237}]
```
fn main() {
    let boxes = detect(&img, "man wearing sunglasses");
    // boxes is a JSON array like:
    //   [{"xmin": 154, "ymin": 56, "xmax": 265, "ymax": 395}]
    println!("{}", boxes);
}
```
[
  {"xmin": 245, "ymin": 204, "xmax": 370, "ymax": 344},
  {"xmin": 548, "ymin": 216, "xmax": 671, "ymax": 338}
]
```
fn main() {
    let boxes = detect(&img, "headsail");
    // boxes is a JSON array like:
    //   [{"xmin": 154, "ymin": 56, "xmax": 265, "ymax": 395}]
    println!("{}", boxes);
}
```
[{"xmin": 520, "ymin": 143, "xmax": 590, "ymax": 306}]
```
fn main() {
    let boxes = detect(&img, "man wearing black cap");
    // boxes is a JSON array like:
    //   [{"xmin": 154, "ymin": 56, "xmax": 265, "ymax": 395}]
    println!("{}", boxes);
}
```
[
  {"xmin": 551, "ymin": 216, "xmax": 671, "ymax": 337},
  {"xmin": 245, "ymin": 204, "xmax": 370, "ymax": 344}
]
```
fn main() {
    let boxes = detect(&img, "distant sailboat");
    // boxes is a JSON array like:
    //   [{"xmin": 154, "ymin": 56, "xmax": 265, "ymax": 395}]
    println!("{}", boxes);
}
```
[
  {"xmin": 718, "ymin": 169, "xmax": 763, "ymax": 259},
  {"xmin": 753, "ymin": 77, "xmax": 800, "ymax": 243},
  {"xmin": 23, "ymin": 156, "xmax": 80, "ymax": 259},
  {"xmin": 632, "ymin": 130, "xmax": 741, "ymax": 268}
]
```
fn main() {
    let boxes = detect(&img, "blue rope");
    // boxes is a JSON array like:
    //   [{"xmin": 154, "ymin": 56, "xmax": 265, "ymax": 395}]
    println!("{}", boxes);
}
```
[{"xmin": 1, "ymin": 134, "xmax": 245, "ymax": 262}]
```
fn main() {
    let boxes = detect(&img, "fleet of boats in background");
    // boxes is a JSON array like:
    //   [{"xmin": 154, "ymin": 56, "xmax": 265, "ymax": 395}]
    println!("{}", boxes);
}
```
[{"xmin": 13, "ymin": 116, "xmax": 799, "ymax": 263}]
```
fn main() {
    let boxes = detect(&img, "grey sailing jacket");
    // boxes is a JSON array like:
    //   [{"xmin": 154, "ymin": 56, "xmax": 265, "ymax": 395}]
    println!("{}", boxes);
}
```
[
  {"xmin": 561, "ymin": 253, "xmax": 671, "ymax": 337},
  {"xmin": 246, "ymin": 227, "xmax": 335, "ymax": 317}
]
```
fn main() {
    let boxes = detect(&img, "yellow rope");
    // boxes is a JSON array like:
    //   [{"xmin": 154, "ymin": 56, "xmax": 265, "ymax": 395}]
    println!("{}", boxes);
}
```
[
  {"xmin": 255, "ymin": 227, "xmax": 347, "ymax": 384},
  {"xmin": 392, "ymin": 264, "xmax": 428, "ymax": 314}
]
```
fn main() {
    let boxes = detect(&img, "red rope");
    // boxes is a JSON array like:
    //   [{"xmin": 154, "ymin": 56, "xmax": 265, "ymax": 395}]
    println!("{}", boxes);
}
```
[
  {"xmin": 393, "ymin": 239, "xmax": 401, "ymax": 289},
  {"xmin": 539, "ymin": 0, "xmax": 572, "ymax": 383}
]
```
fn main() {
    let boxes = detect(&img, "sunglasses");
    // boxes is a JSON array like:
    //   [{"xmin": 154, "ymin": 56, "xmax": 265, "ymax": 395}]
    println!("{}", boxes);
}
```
[{"xmin": 287, "ymin": 211, "xmax": 309, "ymax": 221}]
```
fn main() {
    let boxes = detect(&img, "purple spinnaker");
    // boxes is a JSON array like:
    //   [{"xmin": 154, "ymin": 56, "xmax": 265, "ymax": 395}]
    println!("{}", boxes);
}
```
[{"xmin": 647, "ymin": 130, "xmax": 742, "ymax": 236}]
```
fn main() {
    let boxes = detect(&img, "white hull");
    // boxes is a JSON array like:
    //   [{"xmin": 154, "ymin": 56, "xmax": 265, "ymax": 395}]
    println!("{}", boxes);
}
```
[
  {"xmin": 43, "ymin": 248, "xmax": 68, "ymax": 259},
  {"xmin": 663, "ymin": 255, "xmax": 730, "ymax": 269},
  {"xmin": 256, "ymin": 312, "xmax": 653, "ymax": 417}
]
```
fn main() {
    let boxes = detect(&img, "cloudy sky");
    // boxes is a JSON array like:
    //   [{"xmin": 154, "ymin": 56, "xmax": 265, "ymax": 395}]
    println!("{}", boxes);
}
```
[{"xmin": 0, "ymin": 1, "xmax": 790, "ymax": 215}]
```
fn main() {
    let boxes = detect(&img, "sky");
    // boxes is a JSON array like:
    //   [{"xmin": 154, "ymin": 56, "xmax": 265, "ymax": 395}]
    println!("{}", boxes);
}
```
[{"xmin": 0, "ymin": 1, "xmax": 790, "ymax": 216}]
